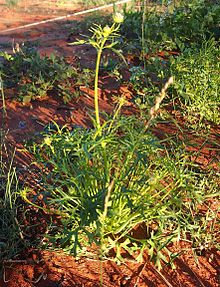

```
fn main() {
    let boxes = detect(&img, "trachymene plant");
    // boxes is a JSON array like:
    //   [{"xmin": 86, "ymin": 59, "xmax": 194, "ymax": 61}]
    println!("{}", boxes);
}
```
[
  {"xmin": 70, "ymin": 12, "xmax": 125, "ymax": 131},
  {"xmin": 21, "ymin": 12, "xmax": 219, "ymax": 271}
]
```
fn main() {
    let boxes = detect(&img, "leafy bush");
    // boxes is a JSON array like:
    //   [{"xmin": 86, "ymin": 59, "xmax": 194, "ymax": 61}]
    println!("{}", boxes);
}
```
[
  {"xmin": 170, "ymin": 39, "xmax": 220, "ymax": 127},
  {"xmin": 0, "ymin": 47, "xmax": 79, "ymax": 103},
  {"xmin": 23, "ymin": 117, "xmax": 219, "ymax": 268}
]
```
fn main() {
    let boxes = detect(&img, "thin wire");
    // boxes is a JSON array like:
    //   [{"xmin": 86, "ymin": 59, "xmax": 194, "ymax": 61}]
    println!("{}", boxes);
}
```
[{"xmin": 0, "ymin": 0, "xmax": 132, "ymax": 34}]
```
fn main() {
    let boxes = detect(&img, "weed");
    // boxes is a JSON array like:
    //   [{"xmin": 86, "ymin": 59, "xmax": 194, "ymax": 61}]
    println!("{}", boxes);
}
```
[
  {"xmin": 18, "ymin": 6, "xmax": 219, "ymax": 272},
  {"xmin": 0, "ymin": 47, "xmax": 79, "ymax": 104},
  {"xmin": 5, "ymin": 0, "xmax": 19, "ymax": 8},
  {"xmin": 121, "ymin": 0, "xmax": 220, "ymax": 53},
  {"xmin": 24, "ymin": 109, "xmax": 219, "ymax": 269},
  {"xmin": 170, "ymin": 38, "xmax": 220, "ymax": 128}
]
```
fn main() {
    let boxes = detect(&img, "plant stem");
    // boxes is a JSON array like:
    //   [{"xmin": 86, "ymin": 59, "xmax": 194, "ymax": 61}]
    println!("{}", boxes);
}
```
[
  {"xmin": 141, "ymin": 0, "xmax": 147, "ymax": 70},
  {"xmin": 94, "ymin": 47, "xmax": 103, "ymax": 131},
  {"xmin": 0, "ymin": 75, "xmax": 7, "ymax": 119},
  {"xmin": 0, "ymin": 75, "xmax": 7, "ymax": 174},
  {"xmin": 103, "ymin": 179, "xmax": 115, "ymax": 220}
]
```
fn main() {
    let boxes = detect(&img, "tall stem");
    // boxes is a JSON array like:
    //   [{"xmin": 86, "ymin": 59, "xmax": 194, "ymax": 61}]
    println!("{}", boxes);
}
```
[
  {"xmin": 141, "ymin": 0, "xmax": 147, "ymax": 70},
  {"xmin": 94, "ymin": 25, "xmax": 115, "ymax": 133},
  {"xmin": 0, "ymin": 75, "xmax": 6, "ymax": 119},
  {"xmin": 94, "ymin": 47, "xmax": 102, "ymax": 131},
  {"xmin": 0, "ymin": 75, "xmax": 6, "ymax": 174}
]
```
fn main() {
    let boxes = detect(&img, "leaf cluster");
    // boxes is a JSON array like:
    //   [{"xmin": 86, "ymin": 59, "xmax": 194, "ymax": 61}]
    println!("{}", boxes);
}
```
[
  {"xmin": 26, "ymin": 117, "xmax": 220, "ymax": 268},
  {"xmin": 0, "ymin": 47, "xmax": 79, "ymax": 103}
]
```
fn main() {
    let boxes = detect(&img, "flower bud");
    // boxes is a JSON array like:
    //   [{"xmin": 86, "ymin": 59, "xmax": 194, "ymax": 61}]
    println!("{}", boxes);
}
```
[
  {"xmin": 113, "ymin": 12, "xmax": 124, "ymax": 24},
  {"xmin": 44, "ymin": 136, "xmax": 53, "ymax": 146},
  {"xmin": 103, "ymin": 25, "xmax": 111, "ymax": 37}
]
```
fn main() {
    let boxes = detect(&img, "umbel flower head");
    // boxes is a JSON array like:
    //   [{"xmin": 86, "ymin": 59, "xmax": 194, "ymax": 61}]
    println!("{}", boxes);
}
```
[
  {"xmin": 103, "ymin": 25, "xmax": 112, "ymax": 37},
  {"xmin": 113, "ymin": 12, "xmax": 124, "ymax": 24}
]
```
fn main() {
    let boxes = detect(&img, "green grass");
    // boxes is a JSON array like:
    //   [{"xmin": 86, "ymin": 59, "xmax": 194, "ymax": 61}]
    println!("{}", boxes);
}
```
[{"xmin": 0, "ymin": 136, "xmax": 24, "ymax": 264}]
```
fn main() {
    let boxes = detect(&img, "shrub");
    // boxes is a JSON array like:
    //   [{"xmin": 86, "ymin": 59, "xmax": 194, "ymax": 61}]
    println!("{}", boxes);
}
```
[
  {"xmin": 20, "ymin": 9, "xmax": 220, "ymax": 270},
  {"xmin": 24, "ymin": 117, "xmax": 220, "ymax": 268}
]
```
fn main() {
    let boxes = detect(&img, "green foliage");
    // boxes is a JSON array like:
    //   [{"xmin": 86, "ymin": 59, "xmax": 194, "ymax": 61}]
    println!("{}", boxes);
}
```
[
  {"xmin": 124, "ymin": 1, "xmax": 220, "ymax": 127},
  {"xmin": 5, "ymin": 0, "xmax": 19, "ymax": 7},
  {"xmin": 170, "ymin": 39, "xmax": 220, "ymax": 127},
  {"xmin": 0, "ymin": 47, "xmax": 79, "ymax": 103},
  {"xmin": 0, "ymin": 145, "xmax": 24, "ymax": 262},
  {"xmin": 129, "ymin": 56, "xmax": 167, "ymax": 111},
  {"xmin": 128, "ymin": 38, "xmax": 220, "ymax": 128},
  {"xmin": 24, "ymin": 117, "xmax": 219, "ymax": 268},
  {"xmin": 121, "ymin": 0, "xmax": 220, "ymax": 52}
]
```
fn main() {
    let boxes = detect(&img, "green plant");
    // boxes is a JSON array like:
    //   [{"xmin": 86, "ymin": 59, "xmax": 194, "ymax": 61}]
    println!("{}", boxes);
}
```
[
  {"xmin": 121, "ymin": 0, "xmax": 220, "ymax": 53},
  {"xmin": 69, "ymin": 12, "xmax": 125, "ymax": 131},
  {"xmin": 24, "ymin": 108, "xmax": 219, "ymax": 269},
  {"xmin": 5, "ymin": 0, "xmax": 19, "ymax": 7},
  {"xmin": 170, "ymin": 38, "xmax": 220, "ymax": 127},
  {"xmin": 0, "ymin": 47, "xmax": 79, "ymax": 103},
  {"xmin": 24, "ymin": 69, "xmax": 220, "ymax": 270},
  {"xmin": 21, "ymin": 10, "xmax": 219, "ymax": 271},
  {"xmin": 0, "ymin": 145, "xmax": 24, "ymax": 266}
]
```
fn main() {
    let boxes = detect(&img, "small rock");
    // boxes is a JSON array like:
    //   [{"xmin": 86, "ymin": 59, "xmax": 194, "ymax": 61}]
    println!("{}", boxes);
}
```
[{"xmin": 18, "ymin": 121, "xmax": 26, "ymax": 129}]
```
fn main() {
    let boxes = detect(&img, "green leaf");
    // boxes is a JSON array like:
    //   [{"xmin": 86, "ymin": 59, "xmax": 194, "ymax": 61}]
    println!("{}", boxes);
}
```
[{"xmin": 22, "ymin": 95, "xmax": 32, "ymax": 104}]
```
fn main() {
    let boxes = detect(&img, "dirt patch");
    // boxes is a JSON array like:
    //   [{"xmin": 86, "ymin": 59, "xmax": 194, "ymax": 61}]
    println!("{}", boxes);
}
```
[
  {"xmin": 0, "ymin": 0, "xmax": 82, "ymax": 30},
  {"xmin": 1, "ymin": 248, "xmax": 220, "ymax": 287}
]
